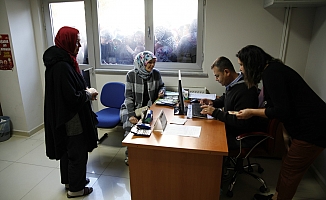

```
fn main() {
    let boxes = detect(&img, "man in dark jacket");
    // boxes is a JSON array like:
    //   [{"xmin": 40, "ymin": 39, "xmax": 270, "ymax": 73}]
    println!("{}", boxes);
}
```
[{"xmin": 200, "ymin": 56, "xmax": 265, "ymax": 149}]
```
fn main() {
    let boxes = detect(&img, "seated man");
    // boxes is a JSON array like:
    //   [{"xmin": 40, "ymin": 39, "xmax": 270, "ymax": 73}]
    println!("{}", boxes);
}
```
[{"xmin": 200, "ymin": 56, "xmax": 266, "ymax": 150}]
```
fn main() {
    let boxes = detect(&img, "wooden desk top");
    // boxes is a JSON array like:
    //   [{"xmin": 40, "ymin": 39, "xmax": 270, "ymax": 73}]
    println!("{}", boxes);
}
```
[{"xmin": 122, "ymin": 104, "xmax": 228, "ymax": 156}]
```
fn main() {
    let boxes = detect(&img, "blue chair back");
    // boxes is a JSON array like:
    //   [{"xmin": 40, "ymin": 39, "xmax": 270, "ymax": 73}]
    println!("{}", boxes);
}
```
[{"xmin": 100, "ymin": 82, "xmax": 125, "ymax": 109}]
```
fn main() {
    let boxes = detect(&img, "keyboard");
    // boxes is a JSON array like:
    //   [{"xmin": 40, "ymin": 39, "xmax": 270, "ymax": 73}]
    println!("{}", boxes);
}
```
[
  {"xmin": 130, "ymin": 125, "xmax": 152, "ymax": 136},
  {"xmin": 192, "ymin": 103, "xmax": 207, "ymax": 118}
]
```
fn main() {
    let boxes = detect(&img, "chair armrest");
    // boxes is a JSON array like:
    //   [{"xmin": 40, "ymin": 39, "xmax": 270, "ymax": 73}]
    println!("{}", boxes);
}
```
[
  {"xmin": 236, "ymin": 132, "xmax": 274, "ymax": 141},
  {"xmin": 233, "ymin": 132, "xmax": 275, "ymax": 159}
]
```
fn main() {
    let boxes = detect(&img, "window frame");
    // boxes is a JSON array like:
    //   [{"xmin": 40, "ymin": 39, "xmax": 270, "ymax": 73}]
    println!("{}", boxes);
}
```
[
  {"xmin": 42, "ymin": 0, "xmax": 205, "ymax": 75},
  {"xmin": 95, "ymin": 0, "xmax": 205, "ymax": 72},
  {"xmin": 43, "ymin": 0, "xmax": 96, "ymax": 71}
]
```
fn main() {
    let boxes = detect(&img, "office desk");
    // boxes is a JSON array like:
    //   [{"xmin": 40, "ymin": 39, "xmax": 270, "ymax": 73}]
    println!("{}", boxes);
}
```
[{"xmin": 122, "ymin": 105, "xmax": 228, "ymax": 200}]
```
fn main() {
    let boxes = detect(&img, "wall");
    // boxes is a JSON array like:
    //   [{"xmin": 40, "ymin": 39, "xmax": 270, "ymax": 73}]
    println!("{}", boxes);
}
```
[
  {"xmin": 286, "ymin": 8, "xmax": 315, "ymax": 75},
  {"xmin": 304, "ymin": 5, "xmax": 326, "ymax": 187},
  {"xmin": 0, "ymin": 0, "xmax": 43, "ymax": 135},
  {"xmin": 30, "ymin": 0, "xmax": 47, "ymax": 95},
  {"xmin": 0, "ymin": 0, "xmax": 27, "ymax": 131}
]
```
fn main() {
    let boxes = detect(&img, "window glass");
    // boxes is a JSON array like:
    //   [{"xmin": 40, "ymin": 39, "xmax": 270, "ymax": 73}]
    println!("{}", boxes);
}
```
[
  {"xmin": 153, "ymin": 0, "xmax": 197, "ymax": 63},
  {"xmin": 97, "ymin": 0, "xmax": 145, "ymax": 65},
  {"xmin": 46, "ymin": 0, "xmax": 203, "ymax": 72},
  {"xmin": 49, "ymin": 1, "xmax": 88, "ymax": 64}
]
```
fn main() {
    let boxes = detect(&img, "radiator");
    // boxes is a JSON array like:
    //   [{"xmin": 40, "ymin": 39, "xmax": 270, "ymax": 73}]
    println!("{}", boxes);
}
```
[{"xmin": 165, "ymin": 86, "xmax": 207, "ymax": 94}]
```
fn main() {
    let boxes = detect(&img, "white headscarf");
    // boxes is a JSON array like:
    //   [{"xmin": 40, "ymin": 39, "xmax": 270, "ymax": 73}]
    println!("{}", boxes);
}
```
[{"xmin": 134, "ymin": 51, "xmax": 156, "ymax": 80}]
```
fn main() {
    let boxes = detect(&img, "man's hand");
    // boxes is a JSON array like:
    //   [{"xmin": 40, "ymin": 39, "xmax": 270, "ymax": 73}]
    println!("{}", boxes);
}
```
[
  {"xmin": 200, "ymin": 105, "xmax": 215, "ymax": 115},
  {"xmin": 200, "ymin": 98, "xmax": 213, "ymax": 106}
]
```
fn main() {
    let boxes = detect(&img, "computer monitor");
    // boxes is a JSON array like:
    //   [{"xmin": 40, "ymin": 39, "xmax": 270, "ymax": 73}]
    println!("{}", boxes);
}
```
[{"xmin": 174, "ymin": 70, "xmax": 185, "ymax": 115}]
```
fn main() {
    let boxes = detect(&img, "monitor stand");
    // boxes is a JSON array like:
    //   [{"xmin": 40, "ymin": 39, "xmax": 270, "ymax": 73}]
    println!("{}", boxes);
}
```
[{"xmin": 174, "ymin": 104, "xmax": 185, "ymax": 115}]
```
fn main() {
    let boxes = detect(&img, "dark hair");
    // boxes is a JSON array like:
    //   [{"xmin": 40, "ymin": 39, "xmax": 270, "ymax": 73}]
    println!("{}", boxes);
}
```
[
  {"xmin": 236, "ymin": 45, "xmax": 281, "ymax": 88},
  {"xmin": 211, "ymin": 56, "xmax": 235, "ymax": 73}
]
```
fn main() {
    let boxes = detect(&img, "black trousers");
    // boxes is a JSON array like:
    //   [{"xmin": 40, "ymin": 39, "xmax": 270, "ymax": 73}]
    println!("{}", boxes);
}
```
[{"xmin": 60, "ymin": 133, "xmax": 88, "ymax": 192}]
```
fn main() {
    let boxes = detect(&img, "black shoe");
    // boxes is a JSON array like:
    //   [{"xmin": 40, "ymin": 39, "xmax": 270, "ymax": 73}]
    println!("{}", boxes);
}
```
[
  {"xmin": 253, "ymin": 194, "xmax": 273, "ymax": 200},
  {"xmin": 65, "ymin": 178, "xmax": 90, "ymax": 190}
]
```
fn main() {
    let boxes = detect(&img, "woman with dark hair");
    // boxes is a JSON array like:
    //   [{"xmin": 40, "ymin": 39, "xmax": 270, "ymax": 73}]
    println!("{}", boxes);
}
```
[
  {"xmin": 43, "ymin": 26, "xmax": 98, "ymax": 198},
  {"xmin": 235, "ymin": 45, "xmax": 326, "ymax": 200}
]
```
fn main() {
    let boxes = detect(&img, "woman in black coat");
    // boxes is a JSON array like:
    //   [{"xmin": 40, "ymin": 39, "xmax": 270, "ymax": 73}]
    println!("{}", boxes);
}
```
[
  {"xmin": 235, "ymin": 45, "xmax": 326, "ymax": 200},
  {"xmin": 43, "ymin": 26, "xmax": 98, "ymax": 198}
]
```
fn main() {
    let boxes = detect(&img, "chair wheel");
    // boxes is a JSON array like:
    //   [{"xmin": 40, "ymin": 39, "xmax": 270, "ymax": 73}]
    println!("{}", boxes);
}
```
[
  {"xmin": 226, "ymin": 190, "xmax": 233, "ymax": 197},
  {"xmin": 258, "ymin": 167, "xmax": 264, "ymax": 173},
  {"xmin": 260, "ymin": 185, "xmax": 268, "ymax": 193}
]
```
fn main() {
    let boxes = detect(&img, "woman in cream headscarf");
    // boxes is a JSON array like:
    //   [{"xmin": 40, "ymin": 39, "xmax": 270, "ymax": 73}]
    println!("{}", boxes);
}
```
[{"xmin": 120, "ymin": 51, "xmax": 165, "ymax": 165}]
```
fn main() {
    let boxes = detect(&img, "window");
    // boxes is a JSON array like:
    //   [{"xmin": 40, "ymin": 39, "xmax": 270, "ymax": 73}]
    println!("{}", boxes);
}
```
[
  {"xmin": 97, "ymin": 0, "xmax": 145, "ymax": 66},
  {"xmin": 44, "ymin": 1, "xmax": 88, "ymax": 65},
  {"xmin": 43, "ymin": 0, "xmax": 204, "ymax": 73},
  {"xmin": 153, "ymin": 0, "xmax": 198, "ymax": 64},
  {"xmin": 97, "ymin": 0, "xmax": 203, "ymax": 71}
]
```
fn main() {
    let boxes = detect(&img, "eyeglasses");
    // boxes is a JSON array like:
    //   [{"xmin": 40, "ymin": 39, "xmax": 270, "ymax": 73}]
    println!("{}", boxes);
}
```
[{"xmin": 76, "ymin": 39, "xmax": 81, "ymax": 47}]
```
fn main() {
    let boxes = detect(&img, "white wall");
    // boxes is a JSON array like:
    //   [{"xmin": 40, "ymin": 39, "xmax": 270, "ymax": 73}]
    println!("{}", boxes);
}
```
[
  {"xmin": 0, "ymin": 0, "xmax": 43, "ymax": 135},
  {"xmin": 305, "ymin": 7, "xmax": 326, "ymax": 98},
  {"xmin": 286, "ymin": 8, "xmax": 315, "ymax": 76},
  {"xmin": 304, "ymin": 5, "xmax": 326, "ymax": 187},
  {"xmin": 0, "ymin": 0, "xmax": 27, "ymax": 131}
]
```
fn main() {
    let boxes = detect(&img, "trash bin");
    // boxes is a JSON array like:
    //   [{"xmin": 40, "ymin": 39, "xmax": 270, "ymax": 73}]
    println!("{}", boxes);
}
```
[{"xmin": 0, "ymin": 116, "xmax": 11, "ymax": 142}]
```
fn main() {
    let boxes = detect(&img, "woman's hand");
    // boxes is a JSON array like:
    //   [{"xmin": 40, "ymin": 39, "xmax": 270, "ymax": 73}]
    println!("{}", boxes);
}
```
[
  {"xmin": 129, "ymin": 116, "xmax": 138, "ymax": 124},
  {"xmin": 86, "ymin": 88, "xmax": 98, "ymax": 100},
  {"xmin": 236, "ymin": 109, "xmax": 253, "ymax": 119}
]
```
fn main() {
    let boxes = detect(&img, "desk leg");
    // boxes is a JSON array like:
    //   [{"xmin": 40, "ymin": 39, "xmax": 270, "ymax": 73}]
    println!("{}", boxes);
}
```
[{"xmin": 128, "ymin": 147, "xmax": 223, "ymax": 200}]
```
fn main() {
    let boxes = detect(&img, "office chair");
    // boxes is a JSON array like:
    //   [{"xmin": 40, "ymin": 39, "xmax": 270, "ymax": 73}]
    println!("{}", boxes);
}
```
[
  {"xmin": 225, "ymin": 119, "xmax": 282, "ymax": 198},
  {"xmin": 96, "ymin": 82, "xmax": 125, "ymax": 143}
]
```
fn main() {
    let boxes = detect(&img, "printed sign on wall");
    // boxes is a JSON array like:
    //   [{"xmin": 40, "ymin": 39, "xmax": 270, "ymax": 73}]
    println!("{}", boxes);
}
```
[{"xmin": 0, "ymin": 34, "xmax": 14, "ymax": 70}]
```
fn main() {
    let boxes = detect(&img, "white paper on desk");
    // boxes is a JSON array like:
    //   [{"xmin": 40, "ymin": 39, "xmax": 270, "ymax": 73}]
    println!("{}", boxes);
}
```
[
  {"xmin": 189, "ymin": 93, "xmax": 216, "ymax": 100},
  {"xmin": 169, "ymin": 117, "xmax": 187, "ymax": 125},
  {"xmin": 162, "ymin": 124, "xmax": 201, "ymax": 138}
]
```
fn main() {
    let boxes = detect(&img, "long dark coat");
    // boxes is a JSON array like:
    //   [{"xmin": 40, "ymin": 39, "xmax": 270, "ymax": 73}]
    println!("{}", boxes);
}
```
[{"xmin": 43, "ymin": 46, "xmax": 98, "ymax": 160}]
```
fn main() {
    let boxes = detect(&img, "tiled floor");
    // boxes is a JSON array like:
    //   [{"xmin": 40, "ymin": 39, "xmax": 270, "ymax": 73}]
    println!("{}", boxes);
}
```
[{"xmin": 0, "ymin": 127, "xmax": 325, "ymax": 200}]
